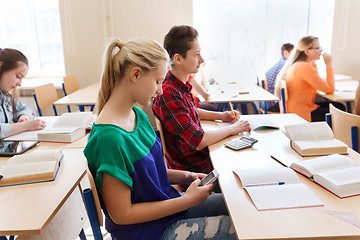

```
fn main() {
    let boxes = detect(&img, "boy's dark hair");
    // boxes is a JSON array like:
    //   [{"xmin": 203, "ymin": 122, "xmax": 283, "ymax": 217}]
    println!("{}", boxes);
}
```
[
  {"xmin": 281, "ymin": 43, "xmax": 294, "ymax": 57},
  {"xmin": 163, "ymin": 25, "xmax": 198, "ymax": 63}
]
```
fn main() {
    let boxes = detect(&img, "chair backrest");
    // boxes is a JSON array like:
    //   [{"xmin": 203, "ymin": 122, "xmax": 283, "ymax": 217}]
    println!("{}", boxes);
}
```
[
  {"xmin": 279, "ymin": 80, "xmax": 288, "ymax": 114},
  {"xmin": 63, "ymin": 74, "xmax": 80, "ymax": 95},
  {"xmin": 83, "ymin": 171, "xmax": 104, "ymax": 240},
  {"xmin": 259, "ymin": 78, "xmax": 268, "ymax": 91},
  {"xmin": 155, "ymin": 117, "xmax": 167, "ymax": 161},
  {"xmin": 329, "ymin": 103, "xmax": 360, "ymax": 151},
  {"xmin": 33, "ymin": 83, "xmax": 58, "ymax": 116}
]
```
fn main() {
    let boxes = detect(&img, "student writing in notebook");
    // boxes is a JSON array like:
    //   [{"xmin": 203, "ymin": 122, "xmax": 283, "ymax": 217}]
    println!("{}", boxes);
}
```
[
  {"xmin": 152, "ymin": 25, "xmax": 250, "ymax": 184},
  {"xmin": 0, "ymin": 48, "xmax": 46, "ymax": 138},
  {"xmin": 83, "ymin": 38, "xmax": 236, "ymax": 240},
  {"xmin": 275, "ymin": 36, "xmax": 345, "ymax": 122}
]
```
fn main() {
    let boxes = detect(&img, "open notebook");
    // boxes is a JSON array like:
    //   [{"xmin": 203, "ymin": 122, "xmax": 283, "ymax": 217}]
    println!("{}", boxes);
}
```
[{"xmin": 233, "ymin": 168, "xmax": 323, "ymax": 210}]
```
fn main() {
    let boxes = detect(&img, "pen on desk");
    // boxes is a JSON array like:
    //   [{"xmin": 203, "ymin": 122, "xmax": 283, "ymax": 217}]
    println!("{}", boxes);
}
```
[
  {"xmin": 229, "ymin": 102, "xmax": 237, "ymax": 120},
  {"xmin": 246, "ymin": 182, "xmax": 285, "ymax": 187}
]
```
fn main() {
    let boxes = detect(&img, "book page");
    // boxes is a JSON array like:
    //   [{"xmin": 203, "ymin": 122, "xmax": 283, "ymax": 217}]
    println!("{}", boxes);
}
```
[
  {"xmin": 1, "ymin": 161, "xmax": 57, "ymax": 179},
  {"xmin": 6, "ymin": 149, "xmax": 62, "ymax": 164},
  {"xmin": 39, "ymin": 126, "xmax": 79, "ymax": 134},
  {"xmin": 294, "ymin": 139, "xmax": 347, "ymax": 150},
  {"xmin": 4, "ymin": 117, "xmax": 58, "ymax": 141},
  {"xmin": 233, "ymin": 168, "xmax": 300, "ymax": 187},
  {"xmin": 247, "ymin": 117, "xmax": 279, "ymax": 130},
  {"xmin": 315, "ymin": 166, "xmax": 360, "ymax": 186},
  {"xmin": 53, "ymin": 112, "xmax": 95, "ymax": 129},
  {"xmin": 244, "ymin": 183, "xmax": 323, "ymax": 210},
  {"xmin": 285, "ymin": 122, "xmax": 334, "ymax": 141},
  {"xmin": 291, "ymin": 154, "xmax": 358, "ymax": 177}
]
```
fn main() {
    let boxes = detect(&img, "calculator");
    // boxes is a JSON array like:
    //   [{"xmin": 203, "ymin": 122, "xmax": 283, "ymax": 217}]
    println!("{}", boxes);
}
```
[{"xmin": 224, "ymin": 136, "xmax": 258, "ymax": 151}]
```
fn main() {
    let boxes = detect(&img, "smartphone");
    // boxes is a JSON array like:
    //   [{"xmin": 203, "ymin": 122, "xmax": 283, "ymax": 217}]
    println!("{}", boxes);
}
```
[{"xmin": 200, "ymin": 169, "xmax": 219, "ymax": 186}]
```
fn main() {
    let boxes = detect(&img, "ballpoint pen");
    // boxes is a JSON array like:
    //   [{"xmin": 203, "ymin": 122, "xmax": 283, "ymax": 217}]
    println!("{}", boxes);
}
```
[
  {"xmin": 246, "ymin": 182, "xmax": 285, "ymax": 187},
  {"xmin": 229, "ymin": 101, "xmax": 237, "ymax": 120}
]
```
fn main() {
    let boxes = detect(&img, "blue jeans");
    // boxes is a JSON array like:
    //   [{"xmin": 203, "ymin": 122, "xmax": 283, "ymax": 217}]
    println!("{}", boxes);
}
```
[{"xmin": 161, "ymin": 193, "xmax": 236, "ymax": 240}]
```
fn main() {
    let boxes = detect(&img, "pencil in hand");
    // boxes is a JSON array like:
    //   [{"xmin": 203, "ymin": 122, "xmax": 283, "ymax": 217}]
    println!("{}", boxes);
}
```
[{"xmin": 229, "ymin": 102, "xmax": 237, "ymax": 120}]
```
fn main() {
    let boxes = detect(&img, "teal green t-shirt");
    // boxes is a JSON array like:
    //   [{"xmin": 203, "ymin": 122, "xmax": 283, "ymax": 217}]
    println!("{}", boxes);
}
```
[{"xmin": 83, "ymin": 106, "xmax": 184, "ymax": 240}]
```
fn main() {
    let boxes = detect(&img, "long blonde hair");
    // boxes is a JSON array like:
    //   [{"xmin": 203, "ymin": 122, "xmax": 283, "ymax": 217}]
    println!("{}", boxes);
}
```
[
  {"xmin": 97, "ymin": 38, "xmax": 169, "ymax": 114},
  {"xmin": 274, "ymin": 36, "xmax": 318, "ymax": 97}
]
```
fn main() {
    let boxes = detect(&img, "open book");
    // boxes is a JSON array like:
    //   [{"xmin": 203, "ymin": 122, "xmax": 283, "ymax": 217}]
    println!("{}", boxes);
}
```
[
  {"xmin": 284, "ymin": 122, "xmax": 348, "ymax": 156},
  {"xmin": 290, "ymin": 154, "xmax": 360, "ymax": 198},
  {"xmin": 247, "ymin": 117, "xmax": 279, "ymax": 130},
  {"xmin": 0, "ymin": 149, "xmax": 63, "ymax": 187},
  {"xmin": 233, "ymin": 168, "xmax": 323, "ymax": 210},
  {"xmin": 37, "ymin": 112, "xmax": 96, "ymax": 143}
]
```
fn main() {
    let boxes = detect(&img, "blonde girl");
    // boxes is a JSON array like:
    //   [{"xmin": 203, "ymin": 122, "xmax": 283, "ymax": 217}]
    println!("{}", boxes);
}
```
[
  {"xmin": 275, "ymin": 36, "xmax": 344, "ymax": 121},
  {"xmin": 84, "ymin": 38, "xmax": 235, "ymax": 240}
]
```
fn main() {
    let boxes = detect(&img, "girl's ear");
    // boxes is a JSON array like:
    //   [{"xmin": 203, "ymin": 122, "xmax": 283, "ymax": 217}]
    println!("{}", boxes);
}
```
[{"xmin": 129, "ymin": 66, "xmax": 142, "ymax": 82}]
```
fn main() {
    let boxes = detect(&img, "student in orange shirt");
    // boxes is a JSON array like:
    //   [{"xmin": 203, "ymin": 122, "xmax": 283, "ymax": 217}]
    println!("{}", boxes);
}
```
[{"xmin": 275, "ymin": 36, "xmax": 345, "ymax": 122}]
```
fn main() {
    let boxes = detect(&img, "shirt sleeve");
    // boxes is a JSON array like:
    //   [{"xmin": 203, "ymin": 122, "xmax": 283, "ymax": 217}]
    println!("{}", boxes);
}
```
[
  {"xmin": 301, "ymin": 64, "xmax": 335, "ymax": 94},
  {"xmin": 0, "ymin": 123, "xmax": 11, "ymax": 139},
  {"xmin": 15, "ymin": 99, "xmax": 36, "ymax": 120},
  {"xmin": 156, "ymin": 89, "xmax": 204, "ymax": 149},
  {"xmin": 92, "ymin": 134, "xmax": 134, "ymax": 192}
]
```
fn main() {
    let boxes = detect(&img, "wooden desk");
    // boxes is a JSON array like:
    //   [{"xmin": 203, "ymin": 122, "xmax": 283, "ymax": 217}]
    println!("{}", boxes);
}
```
[
  {"xmin": 54, "ymin": 81, "xmax": 99, "ymax": 108},
  {"xmin": 203, "ymin": 83, "xmax": 278, "ymax": 114},
  {"xmin": 0, "ymin": 148, "xmax": 88, "ymax": 239},
  {"xmin": 204, "ymin": 83, "xmax": 278, "ymax": 103},
  {"xmin": 318, "ymin": 80, "xmax": 359, "ymax": 112},
  {"xmin": 203, "ymin": 114, "xmax": 360, "ymax": 240}
]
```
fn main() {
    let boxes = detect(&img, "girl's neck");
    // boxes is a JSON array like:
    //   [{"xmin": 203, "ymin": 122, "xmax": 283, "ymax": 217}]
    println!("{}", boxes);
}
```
[{"xmin": 96, "ymin": 84, "xmax": 136, "ymax": 131}]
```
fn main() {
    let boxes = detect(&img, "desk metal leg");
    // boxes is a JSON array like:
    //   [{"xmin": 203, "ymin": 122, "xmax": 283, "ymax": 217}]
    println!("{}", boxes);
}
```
[
  {"xmin": 79, "ymin": 229, "xmax": 87, "ymax": 240},
  {"xmin": 78, "ymin": 105, "xmax": 85, "ymax": 112},
  {"xmin": 0, "ymin": 236, "xmax": 16, "ymax": 240},
  {"xmin": 346, "ymin": 101, "xmax": 352, "ymax": 113}
]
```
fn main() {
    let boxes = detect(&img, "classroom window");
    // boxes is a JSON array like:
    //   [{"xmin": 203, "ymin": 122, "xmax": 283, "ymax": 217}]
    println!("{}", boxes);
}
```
[
  {"xmin": 0, "ymin": 0, "xmax": 65, "ymax": 77},
  {"xmin": 193, "ymin": 0, "xmax": 335, "ymax": 84}
]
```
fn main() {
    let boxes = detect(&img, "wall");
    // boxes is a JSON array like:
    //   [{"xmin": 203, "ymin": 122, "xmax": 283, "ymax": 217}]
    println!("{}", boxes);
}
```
[
  {"xmin": 58, "ymin": 0, "xmax": 192, "ymax": 126},
  {"xmin": 59, "ymin": 0, "xmax": 193, "ymax": 88},
  {"xmin": 331, "ymin": 0, "xmax": 360, "ymax": 79}
]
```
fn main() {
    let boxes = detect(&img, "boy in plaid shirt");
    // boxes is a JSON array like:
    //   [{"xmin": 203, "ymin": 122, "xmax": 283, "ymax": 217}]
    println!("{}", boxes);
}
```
[{"xmin": 152, "ymin": 25, "xmax": 250, "ymax": 177}]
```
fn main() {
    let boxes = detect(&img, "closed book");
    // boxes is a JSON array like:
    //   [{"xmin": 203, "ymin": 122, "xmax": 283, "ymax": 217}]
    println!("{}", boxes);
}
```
[
  {"xmin": 37, "ymin": 127, "xmax": 85, "ymax": 143},
  {"xmin": 285, "ymin": 122, "xmax": 348, "ymax": 156},
  {"xmin": 0, "ymin": 149, "xmax": 63, "ymax": 187},
  {"xmin": 36, "ymin": 112, "xmax": 95, "ymax": 143},
  {"xmin": 290, "ymin": 154, "xmax": 360, "ymax": 198}
]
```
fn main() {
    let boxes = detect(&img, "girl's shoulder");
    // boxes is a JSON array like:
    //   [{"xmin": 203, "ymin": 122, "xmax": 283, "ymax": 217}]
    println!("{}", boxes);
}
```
[{"xmin": 293, "ymin": 61, "xmax": 315, "ymax": 69}]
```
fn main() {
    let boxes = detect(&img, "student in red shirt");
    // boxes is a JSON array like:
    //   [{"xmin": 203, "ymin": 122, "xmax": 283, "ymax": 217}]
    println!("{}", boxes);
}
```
[{"xmin": 152, "ymin": 25, "xmax": 250, "ymax": 178}]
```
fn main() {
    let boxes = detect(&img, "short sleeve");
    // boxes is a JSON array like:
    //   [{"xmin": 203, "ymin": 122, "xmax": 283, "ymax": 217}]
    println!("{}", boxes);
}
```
[{"xmin": 86, "ymin": 130, "xmax": 135, "ymax": 193}]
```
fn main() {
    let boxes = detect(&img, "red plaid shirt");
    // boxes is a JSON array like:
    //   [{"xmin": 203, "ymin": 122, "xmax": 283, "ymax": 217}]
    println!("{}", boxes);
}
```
[{"xmin": 152, "ymin": 71, "xmax": 213, "ymax": 174}]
